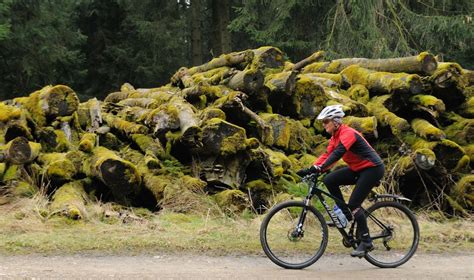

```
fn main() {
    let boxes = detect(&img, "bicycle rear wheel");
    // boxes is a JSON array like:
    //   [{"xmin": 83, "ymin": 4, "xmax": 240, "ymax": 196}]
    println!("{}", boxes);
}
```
[
  {"xmin": 260, "ymin": 201, "xmax": 328, "ymax": 269},
  {"xmin": 364, "ymin": 200, "xmax": 419, "ymax": 268}
]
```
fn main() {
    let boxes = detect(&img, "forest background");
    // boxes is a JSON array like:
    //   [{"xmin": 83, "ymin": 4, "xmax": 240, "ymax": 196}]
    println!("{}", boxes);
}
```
[{"xmin": 0, "ymin": 0, "xmax": 472, "ymax": 101}]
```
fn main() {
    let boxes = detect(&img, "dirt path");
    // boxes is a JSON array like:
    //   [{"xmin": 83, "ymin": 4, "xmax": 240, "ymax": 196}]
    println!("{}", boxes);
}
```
[{"xmin": 0, "ymin": 253, "xmax": 472, "ymax": 279}]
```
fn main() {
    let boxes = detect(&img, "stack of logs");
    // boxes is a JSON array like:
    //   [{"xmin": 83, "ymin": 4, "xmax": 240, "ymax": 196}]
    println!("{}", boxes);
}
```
[{"xmin": 0, "ymin": 46, "xmax": 472, "ymax": 218}]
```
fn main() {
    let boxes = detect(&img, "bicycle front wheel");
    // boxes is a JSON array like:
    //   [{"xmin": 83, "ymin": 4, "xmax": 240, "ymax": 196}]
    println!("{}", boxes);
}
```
[
  {"xmin": 364, "ymin": 201, "xmax": 419, "ymax": 268},
  {"xmin": 260, "ymin": 201, "xmax": 328, "ymax": 269}
]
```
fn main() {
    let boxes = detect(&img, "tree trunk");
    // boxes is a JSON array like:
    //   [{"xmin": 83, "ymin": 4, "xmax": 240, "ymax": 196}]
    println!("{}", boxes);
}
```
[
  {"xmin": 429, "ymin": 62, "xmax": 467, "ymax": 109},
  {"xmin": 225, "ymin": 68, "xmax": 264, "ymax": 93},
  {"xmin": 291, "ymin": 51, "xmax": 325, "ymax": 71},
  {"xmin": 344, "ymin": 116, "xmax": 378, "ymax": 139},
  {"xmin": 103, "ymin": 112, "xmax": 149, "ymax": 136},
  {"xmin": 37, "ymin": 152, "xmax": 78, "ymax": 186},
  {"xmin": 367, "ymin": 95, "xmax": 410, "ymax": 137},
  {"xmin": 191, "ymin": 0, "xmax": 203, "ymax": 66},
  {"xmin": 341, "ymin": 65, "xmax": 423, "ymax": 95},
  {"xmin": 50, "ymin": 180, "xmax": 88, "ymax": 220},
  {"xmin": 411, "ymin": 118, "xmax": 446, "ymax": 141},
  {"xmin": 249, "ymin": 46, "xmax": 285, "ymax": 69},
  {"xmin": 88, "ymin": 146, "xmax": 141, "ymax": 203},
  {"xmin": 210, "ymin": 0, "xmax": 231, "ymax": 56},
  {"xmin": 20, "ymin": 85, "xmax": 80, "ymax": 127},
  {"xmin": 0, "ymin": 137, "xmax": 41, "ymax": 164},
  {"xmin": 303, "ymin": 52, "xmax": 438, "ymax": 75}
]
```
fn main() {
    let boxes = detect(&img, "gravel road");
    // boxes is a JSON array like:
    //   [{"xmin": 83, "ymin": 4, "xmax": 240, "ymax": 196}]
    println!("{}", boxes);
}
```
[{"xmin": 0, "ymin": 253, "xmax": 472, "ymax": 279}]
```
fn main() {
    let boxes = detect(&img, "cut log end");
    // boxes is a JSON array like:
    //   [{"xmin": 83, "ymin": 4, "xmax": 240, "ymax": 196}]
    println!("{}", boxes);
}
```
[{"xmin": 421, "ymin": 54, "xmax": 438, "ymax": 75}]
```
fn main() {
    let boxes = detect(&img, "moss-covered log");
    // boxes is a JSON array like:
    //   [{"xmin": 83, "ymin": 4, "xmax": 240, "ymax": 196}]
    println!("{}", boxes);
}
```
[
  {"xmin": 87, "ymin": 146, "xmax": 141, "ymax": 203},
  {"xmin": 225, "ymin": 68, "xmax": 264, "ymax": 93},
  {"xmin": 409, "ymin": 94, "xmax": 446, "ymax": 119},
  {"xmin": 291, "ymin": 50, "xmax": 325, "ymax": 71},
  {"xmin": 443, "ymin": 113, "xmax": 473, "ymax": 146},
  {"xmin": 50, "ymin": 180, "xmax": 88, "ymax": 220},
  {"xmin": 367, "ymin": 95, "xmax": 410, "ymax": 136},
  {"xmin": 302, "ymin": 52, "xmax": 437, "ymax": 75},
  {"xmin": 341, "ymin": 65, "xmax": 423, "ymax": 95},
  {"xmin": 130, "ymin": 134, "xmax": 165, "ymax": 159},
  {"xmin": 269, "ymin": 74, "xmax": 329, "ymax": 120},
  {"xmin": 18, "ymin": 85, "xmax": 79, "ymax": 127},
  {"xmin": 0, "ymin": 137, "xmax": 41, "ymax": 164},
  {"xmin": 429, "ymin": 62, "xmax": 468, "ymax": 109},
  {"xmin": 265, "ymin": 71, "xmax": 298, "ymax": 96},
  {"xmin": 38, "ymin": 152, "xmax": 77, "ymax": 185},
  {"xmin": 344, "ymin": 116, "xmax": 378, "ymax": 138},
  {"xmin": 103, "ymin": 112, "xmax": 149, "ymax": 136},
  {"xmin": 450, "ymin": 175, "xmax": 473, "ymax": 212},
  {"xmin": 411, "ymin": 118, "xmax": 446, "ymax": 141},
  {"xmin": 186, "ymin": 50, "xmax": 254, "ymax": 76},
  {"xmin": 199, "ymin": 118, "xmax": 248, "ymax": 156},
  {"xmin": 248, "ymin": 46, "xmax": 285, "ymax": 70},
  {"xmin": 118, "ymin": 98, "xmax": 160, "ymax": 109},
  {"xmin": 404, "ymin": 134, "xmax": 470, "ymax": 171},
  {"xmin": 213, "ymin": 189, "xmax": 248, "ymax": 214},
  {"xmin": 344, "ymin": 84, "xmax": 370, "ymax": 104}
]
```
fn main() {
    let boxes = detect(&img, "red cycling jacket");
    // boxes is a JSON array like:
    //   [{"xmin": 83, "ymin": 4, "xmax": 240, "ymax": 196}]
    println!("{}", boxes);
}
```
[{"xmin": 314, "ymin": 124, "xmax": 383, "ymax": 172}]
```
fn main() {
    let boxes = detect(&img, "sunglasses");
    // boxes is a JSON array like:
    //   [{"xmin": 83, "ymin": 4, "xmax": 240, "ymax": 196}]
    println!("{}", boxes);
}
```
[{"xmin": 322, "ymin": 119, "xmax": 332, "ymax": 125}]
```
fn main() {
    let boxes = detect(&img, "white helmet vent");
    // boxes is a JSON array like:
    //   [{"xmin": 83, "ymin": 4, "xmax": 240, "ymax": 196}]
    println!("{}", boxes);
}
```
[{"xmin": 317, "ymin": 105, "xmax": 345, "ymax": 120}]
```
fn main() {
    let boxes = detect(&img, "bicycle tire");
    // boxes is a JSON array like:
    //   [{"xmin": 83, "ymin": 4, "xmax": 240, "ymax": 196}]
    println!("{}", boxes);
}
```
[
  {"xmin": 260, "ymin": 200, "xmax": 328, "ymax": 269},
  {"xmin": 363, "ymin": 200, "xmax": 419, "ymax": 268}
]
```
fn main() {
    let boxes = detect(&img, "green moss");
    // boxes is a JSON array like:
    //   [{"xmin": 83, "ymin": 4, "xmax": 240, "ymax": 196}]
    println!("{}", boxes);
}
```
[
  {"xmin": 201, "ymin": 118, "xmax": 247, "ymax": 156},
  {"xmin": 264, "ymin": 148, "xmax": 292, "ymax": 177},
  {"xmin": 79, "ymin": 133, "xmax": 96, "ymax": 152},
  {"xmin": 2, "ymin": 164, "xmax": 19, "ymax": 181},
  {"xmin": 344, "ymin": 116, "xmax": 377, "ymax": 138},
  {"xmin": 397, "ymin": 156, "xmax": 414, "ymax": 175},
  {"xmin": 0, "ymin": 162, "xmax": 5, "ymax": 179},
  {"xmin": 326, "ymin": 61, "xmax": 342, "ymax": 73},
  {"xmin": 213, "ymin": 189, "xmax": 248, "ymax": 213},
  {"xmin": 302, "ymin": 62, "xmax": 327, "ymax": 73},
  {"xmin": 409, "ymin": 95, "xmax": 445, "ymax": 113},
  {"xmin": 293, "ymin": 76, "xmax": 329, "ymax": 119},
  {"xmin": 411, "ymin": 118, "xmax": 445, "ymax": 141},
  {"xmin": 367, "ymin": 95, "xmax": 410, "ymax": 136},
  {"xmin": 39, "ymin": 153, "xmax": 77, "ymax": 182},
  {"xmin": 443, "ymin": 113, "xmax": 474, "ymax": 146},
  {"xmin": 0, "ymin": 103, "xmax": 22, "ymax": 122},
  {"xmin": 244, "ymin": 179, "xmax": 271, "ymax": 192},
  {"xmin": 50, "ymin": 181, "xmax": 88, "ymax": 220},
  {"xmin": 347, "ymin": 84, "xmax": 370, "ymax": 104}
]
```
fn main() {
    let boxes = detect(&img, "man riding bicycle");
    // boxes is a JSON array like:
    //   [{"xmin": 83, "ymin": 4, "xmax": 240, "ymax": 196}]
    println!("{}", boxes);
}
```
[{"xmin": 297, "ymin": 105, "xmax": 385, "ymax": 257}]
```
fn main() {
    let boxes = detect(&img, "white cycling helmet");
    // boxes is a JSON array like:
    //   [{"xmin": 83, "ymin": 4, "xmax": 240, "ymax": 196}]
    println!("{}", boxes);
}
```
[{"xmin": 317, "ymin": 105, "xmax": 345, "ymax": 120}]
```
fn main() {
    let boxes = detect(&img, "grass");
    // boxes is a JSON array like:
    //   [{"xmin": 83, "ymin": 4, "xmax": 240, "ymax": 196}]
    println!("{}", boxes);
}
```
[{"xmin": 0, "ymin": 195, "xmax": 472, "ymax": 256}]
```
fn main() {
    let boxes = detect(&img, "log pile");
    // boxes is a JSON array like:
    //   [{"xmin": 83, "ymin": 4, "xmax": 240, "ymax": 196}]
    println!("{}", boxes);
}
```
[{"xmin": 0, "ymin": 47, "xmax": 472, "ymax": 217}]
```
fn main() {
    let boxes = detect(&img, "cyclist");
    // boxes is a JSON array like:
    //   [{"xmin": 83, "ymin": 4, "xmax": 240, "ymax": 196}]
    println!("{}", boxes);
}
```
[{"xmin": 297, "ymin": 105, "xmax": 385, "ymax": 257}]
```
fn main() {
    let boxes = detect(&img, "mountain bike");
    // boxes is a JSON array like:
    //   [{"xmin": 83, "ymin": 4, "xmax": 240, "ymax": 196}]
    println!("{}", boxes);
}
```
[{"xmin": 260, "ymin": 173, "xmax": 419, "ymax": 269}]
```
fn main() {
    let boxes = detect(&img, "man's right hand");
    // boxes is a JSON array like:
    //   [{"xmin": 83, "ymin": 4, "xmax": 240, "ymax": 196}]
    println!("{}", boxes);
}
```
[{"xmin": 296, "ymin": 165, "xmax": 321, "ymax": 177}]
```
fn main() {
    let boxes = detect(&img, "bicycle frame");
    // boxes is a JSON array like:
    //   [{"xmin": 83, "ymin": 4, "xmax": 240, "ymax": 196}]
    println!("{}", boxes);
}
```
[{"xmin": 299, "ymin": 173, "xmax": 395, "ymax": 249}]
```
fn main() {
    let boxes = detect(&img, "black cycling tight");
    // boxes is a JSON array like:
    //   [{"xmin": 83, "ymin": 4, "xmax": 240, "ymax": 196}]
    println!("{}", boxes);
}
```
[{"xmin": 323, "ymin": 165, "xmax": 385, "ymax": 239}]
